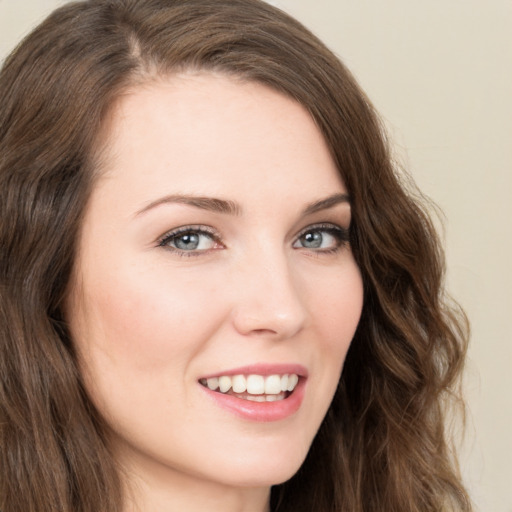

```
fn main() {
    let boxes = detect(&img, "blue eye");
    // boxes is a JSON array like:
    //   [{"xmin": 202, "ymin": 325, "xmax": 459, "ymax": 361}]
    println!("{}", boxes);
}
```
[
  {"xmin": 293, "ymin": 224, "xmax": 349, "ymax": 252},
  {"xmin": 159, "ymin": 226, "xmax": 221, "ymax": 253}
]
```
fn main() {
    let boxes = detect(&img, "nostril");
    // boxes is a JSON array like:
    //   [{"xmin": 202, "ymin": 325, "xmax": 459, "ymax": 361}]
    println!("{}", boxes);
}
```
[{"xmin": 251, "ymin": 328, "xmax": 278, "ymax": 335}]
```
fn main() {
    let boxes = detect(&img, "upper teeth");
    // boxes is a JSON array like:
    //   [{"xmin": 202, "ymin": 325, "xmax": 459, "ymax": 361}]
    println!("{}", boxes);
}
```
[{"xmin": 201, "ymin": 373, "xmax": 299, "ymax": 395}]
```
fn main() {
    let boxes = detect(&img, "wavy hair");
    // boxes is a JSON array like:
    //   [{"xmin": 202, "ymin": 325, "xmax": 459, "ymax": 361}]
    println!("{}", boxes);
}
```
[{"xmin": 0, "ymin": 1, "xmax": 470, "ymax": 511}]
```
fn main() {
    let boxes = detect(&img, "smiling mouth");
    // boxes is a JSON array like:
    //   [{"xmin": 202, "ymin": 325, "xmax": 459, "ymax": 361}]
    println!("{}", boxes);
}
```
[{"xmin": 199, "ymin": 373, "xmax": 299, "ymax": 402}]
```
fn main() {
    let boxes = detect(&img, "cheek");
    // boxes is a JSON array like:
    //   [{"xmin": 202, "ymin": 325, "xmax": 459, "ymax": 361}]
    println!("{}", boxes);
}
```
[
  {"xmin": 308, "ymin": 261, "xmax": 363, "ymax": 347},
  {"xmin": 305, "ymin": 262, "xmax": 364, "ymax": 392},
  {"xmin": 70, "ymin": 261, "xmax": 225, "ymax": 378}
]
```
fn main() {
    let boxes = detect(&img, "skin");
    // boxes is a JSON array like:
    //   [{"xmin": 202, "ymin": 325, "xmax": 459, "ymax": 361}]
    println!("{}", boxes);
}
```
[{"xmin": 67, "ymin": 72, "xmax": 364, "ymax": 512}]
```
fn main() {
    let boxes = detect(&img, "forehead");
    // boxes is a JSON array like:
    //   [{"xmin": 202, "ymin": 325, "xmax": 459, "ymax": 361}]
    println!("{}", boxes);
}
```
[{"xmin": 93, "ymin": 72, "xmax": 344, "ymax": 209}]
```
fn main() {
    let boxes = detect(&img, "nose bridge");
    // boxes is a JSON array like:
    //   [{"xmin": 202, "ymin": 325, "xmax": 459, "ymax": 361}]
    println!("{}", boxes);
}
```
[{"xmin": 230, "ymin": 242, "xmax": 306, "ymax": 339}]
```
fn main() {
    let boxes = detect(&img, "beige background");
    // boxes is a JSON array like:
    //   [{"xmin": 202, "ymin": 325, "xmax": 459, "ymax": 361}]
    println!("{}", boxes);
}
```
[{"xmin": 1, "ymin": 1, "xmax": 511, "ymax": 510}]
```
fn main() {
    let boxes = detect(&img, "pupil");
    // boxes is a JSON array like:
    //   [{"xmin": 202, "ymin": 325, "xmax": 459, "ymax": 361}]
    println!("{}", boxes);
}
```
[
  {"xmin": 302, "ymin": 231, "xmax": 322, "ymax": 248},
  {"xmin": 175, "ymin": 233, "xmax": 199, "ymax": 250}
]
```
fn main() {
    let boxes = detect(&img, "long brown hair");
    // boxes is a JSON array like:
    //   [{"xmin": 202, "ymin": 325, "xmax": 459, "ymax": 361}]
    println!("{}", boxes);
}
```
[{"xmin": 0, "ymin": 1, "xmax": 471, "ymax": 511}]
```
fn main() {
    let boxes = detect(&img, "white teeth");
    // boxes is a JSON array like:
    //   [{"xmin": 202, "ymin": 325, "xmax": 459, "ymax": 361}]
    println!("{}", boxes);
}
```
[
  {"xmin": 264, "ymin": 374, "xmax": 282, "ymax": 394},
  {"xmin": 287, "ymin": 374, "xmax": 299, "ymax": 392},
  {"xmin": 218, "ymin": 376, "xmax": 231, "ymax": 393},
  {"xmin": 245, "ymin": 394, "xmax": 266, "ymax": 402},
  {"xmin": 280, "ymin": 374, "xmax": 289, "ymax": 392},
  {"xmin": 243, "ymin": 393, "xmax": 286, "ymax": 402},
  {"xmin": 206, "ymin": 377, "xmax": 218, "ymax": 390},
  {"xmin": 232, "ymin": 374, "xmax": 246, "ymax": 393},
  {"xmin": 246, "ymin": 375, "xmax": 265, "ymax": 394},
  {"xmin": 201, "ymin": 373, "xmax": 300, "ymax": 396}
]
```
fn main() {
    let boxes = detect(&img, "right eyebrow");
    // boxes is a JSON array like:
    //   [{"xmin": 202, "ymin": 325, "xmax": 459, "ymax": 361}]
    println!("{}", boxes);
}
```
[{"xmin": 134, "ymin": 194, "xmax": 242, "ymax": 218}]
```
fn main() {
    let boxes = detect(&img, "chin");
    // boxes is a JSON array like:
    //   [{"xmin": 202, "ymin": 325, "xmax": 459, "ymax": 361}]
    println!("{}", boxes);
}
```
[{"xmin": 206, "ymin": 443, "xmax": 310, "ymax": 489}]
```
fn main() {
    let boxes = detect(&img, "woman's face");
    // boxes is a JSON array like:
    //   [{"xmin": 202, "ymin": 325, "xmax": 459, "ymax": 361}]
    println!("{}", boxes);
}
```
[{"xmin": 67, "ymin": 73, "xmax": 363, "ymax": 499}]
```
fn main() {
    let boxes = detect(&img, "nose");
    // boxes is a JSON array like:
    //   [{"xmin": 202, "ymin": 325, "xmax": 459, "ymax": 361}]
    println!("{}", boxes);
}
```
[{"xmin": 230, "ymin": 250, "xmax": 307, "ymax": 340}]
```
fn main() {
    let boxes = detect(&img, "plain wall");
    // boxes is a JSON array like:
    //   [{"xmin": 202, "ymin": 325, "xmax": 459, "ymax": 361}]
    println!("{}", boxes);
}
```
[{"xmin": 1, "ymin": 1, "xmax": 511, "ymax": 510}]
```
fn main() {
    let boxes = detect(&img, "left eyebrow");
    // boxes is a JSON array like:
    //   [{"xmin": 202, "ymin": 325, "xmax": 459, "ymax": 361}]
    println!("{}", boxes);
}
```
[{"xmin": 302, "ymin": 193, "xmax": 351, "ymax": 216}]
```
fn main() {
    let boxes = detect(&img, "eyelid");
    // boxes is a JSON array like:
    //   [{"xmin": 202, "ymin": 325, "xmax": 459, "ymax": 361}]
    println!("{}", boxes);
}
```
[
  {"xmin": 157, "ymin": 225, "xmax": 223, "ymax": 252},
  {"xmin": 293, "ymin": 222, "xmax": 350, "ymax": 250},
  {"xmin": 295, "ymin": 222, "xmax": 349, "ymax": 239}
]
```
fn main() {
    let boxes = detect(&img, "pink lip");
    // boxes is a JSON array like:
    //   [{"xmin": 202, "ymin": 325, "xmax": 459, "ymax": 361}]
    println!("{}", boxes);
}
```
[{"xmin": 198, "ymin": 363, "xmax": 308, "ymax": 422}]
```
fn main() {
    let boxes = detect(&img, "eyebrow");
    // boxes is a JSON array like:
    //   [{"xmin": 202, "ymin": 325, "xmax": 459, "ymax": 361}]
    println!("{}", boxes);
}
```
[
  {"xmin": 135, "ymin": 192, "xmax": 350, "ymax": 217},
  {"xmin": 302, "ymin": 193, "xmax": 351, "ymax": 215},
  {"xmin": 135, "ymin": 194, "xmax": 242, "ymax": 217}
]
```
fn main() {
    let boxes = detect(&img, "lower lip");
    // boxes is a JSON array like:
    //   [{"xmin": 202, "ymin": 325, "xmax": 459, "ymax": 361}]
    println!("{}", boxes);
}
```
[{"xmin": 200, "ymin": 378, "xmax": 306, "ymax": 422}]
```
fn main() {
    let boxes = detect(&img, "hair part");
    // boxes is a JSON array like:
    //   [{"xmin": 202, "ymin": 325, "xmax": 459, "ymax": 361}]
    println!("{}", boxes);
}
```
[{"xmin": 0, "ymin": 1, "xmax": 471, "ymax": 511}]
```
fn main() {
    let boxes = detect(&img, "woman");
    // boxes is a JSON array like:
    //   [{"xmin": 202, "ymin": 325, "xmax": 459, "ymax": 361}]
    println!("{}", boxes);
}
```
[{"xmin": 0, "ymin": 0, "xmax": 471, "ymax": 511}]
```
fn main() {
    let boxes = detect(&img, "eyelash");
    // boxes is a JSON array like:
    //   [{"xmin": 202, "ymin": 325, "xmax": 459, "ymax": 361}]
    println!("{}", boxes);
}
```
[
  {"xmin": 157, "ymin": 225, "xmax": 222, "ymax": 257},
  {"xmin": 157, "ymin": 223, "xmax": 350, "ymax": 257},
  {"xmin": 294, "ymin": 223, "xmax": 350, "ymax": 254}
]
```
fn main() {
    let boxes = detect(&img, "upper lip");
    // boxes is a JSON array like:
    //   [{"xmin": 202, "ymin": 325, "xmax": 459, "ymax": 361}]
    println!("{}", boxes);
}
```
[{"xmin": 199, "ymin": 363, "xmax": 308, "ymax": 380}]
